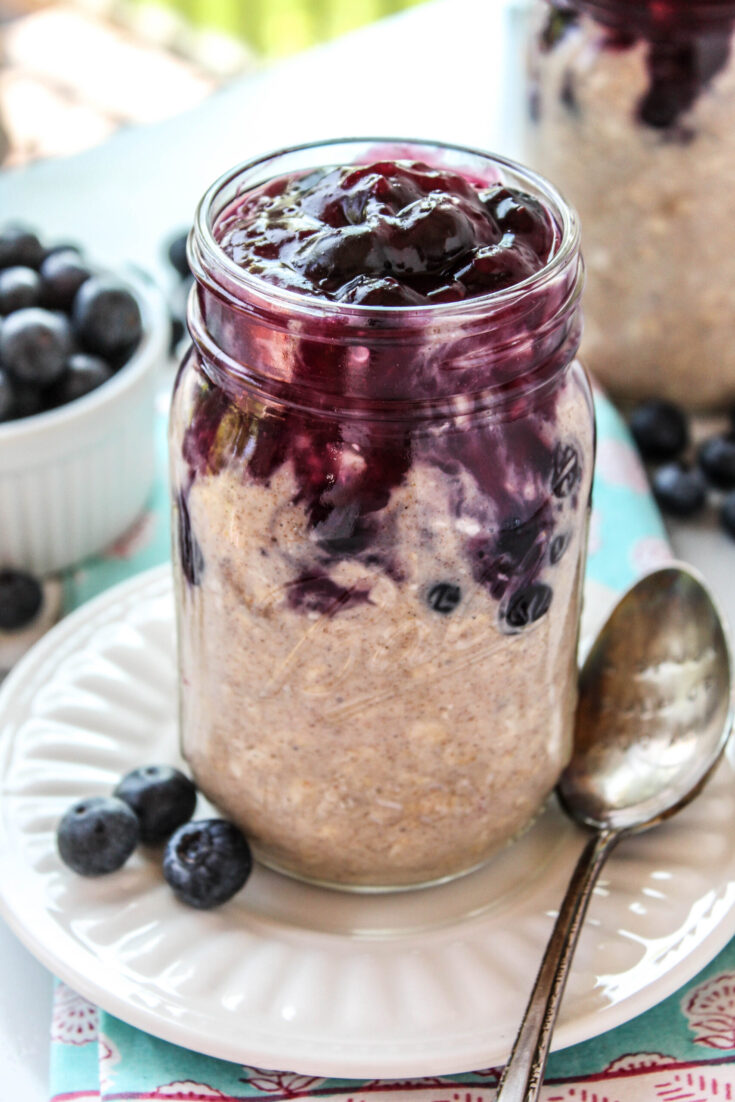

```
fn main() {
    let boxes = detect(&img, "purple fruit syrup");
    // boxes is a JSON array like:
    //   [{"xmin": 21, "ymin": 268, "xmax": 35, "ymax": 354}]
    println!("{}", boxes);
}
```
[{"xmin": 178, "ymin": 159, "xmax": 583, "ymax": 627}]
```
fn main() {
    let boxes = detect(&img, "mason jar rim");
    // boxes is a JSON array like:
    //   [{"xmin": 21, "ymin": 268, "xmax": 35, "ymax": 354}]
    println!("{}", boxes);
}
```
[{"xmin": 190, "ymin": 136, "xmax": 581, "ymax": 326}]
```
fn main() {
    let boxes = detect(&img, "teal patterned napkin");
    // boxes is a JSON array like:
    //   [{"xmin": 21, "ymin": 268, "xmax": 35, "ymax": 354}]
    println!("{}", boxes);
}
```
[{"xmin": 50, "ymin": 390, "xmax": 735, "ymax": 1102}]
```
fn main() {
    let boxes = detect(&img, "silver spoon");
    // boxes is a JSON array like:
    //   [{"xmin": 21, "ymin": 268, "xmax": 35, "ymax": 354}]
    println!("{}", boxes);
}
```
[{"xmin": 496, "ymin": 564, "xmax": 733, "ymax": 1102}]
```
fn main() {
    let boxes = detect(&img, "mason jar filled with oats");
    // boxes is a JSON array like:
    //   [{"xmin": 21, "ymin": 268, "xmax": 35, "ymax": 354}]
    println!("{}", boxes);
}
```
[
  {"xmin": 170, "ymin": 138, "xmax": 593, "ymax": 890},
  {"xmin": 527, "ymin": 0, "xmax": 735, "ymax": 408}
]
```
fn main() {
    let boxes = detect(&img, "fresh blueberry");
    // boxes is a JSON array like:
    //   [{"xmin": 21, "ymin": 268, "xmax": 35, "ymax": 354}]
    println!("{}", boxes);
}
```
[
  {"xmin": 0, "ymin": 368, "xmax": 14, "ymax": 422},
  {"xmin": 162, "ymin": 819, "xmax": 252, "ymax": 909},
  {"xmin": 720, "ymin": 491, "xmax": 735, "ymax": 539},
  {"xmin": 46, "ymin": 353, "xmax": 113, "ymax": 407},
  {"xmin": 471, "ymin": 516, "xmax": 546, "ymax": 599},
  {"xmin": 426, "ymin": 581, "xmax": 462, "ymax": 614},
  {"xmin": 41, "ymin": 242, "xmax": 82, "ymax": 262},
  {"xmin": 652, "ymin": 463, "xmax": 706, "ymax": 517},
  {"xmin": 167, "ymin": 232, "xmax": 191, "ymax": 279},
  {"xmin": 698, "ymin": 435, "xmax": 735, "ymax": 490},
  {"xmin": 0, "ymin": 226, "xmax": 44, "ymax": 270},
  {"xmin": 57, "ymin": 795, "xmax": 139, "ymax": 876},
  {"xmin": 549, "ymin": 532, "xmax": 569, "ymax": 564},
  {"xmin": 40, "ymin": 249, "xmax": 91, "ymax": 310},
  {"xmin": 0, "ymin": 266, "xmax": 41, "ymax": 315},
  {"xmin": 0, "ymin": 568, "xmax": 43, "ymax": 630},
  {"xmin": 551, "ymin": 442, "xmax": 581, "ymax": 498},
  {"xmin": 629, "ymin": 399, "xmax": 688, "ymax": 461},
  {"xmin": 0, "ymin": 307, "xmax": 72, "ymax": 386},
  {"xmin": 504, "ymin": 583, "xmax": 553, "ymax": 630},
  {"xmin": 178, "ymin": 491, "xmax": 204, "ymax": 586},
  {"xmin": 73, "ymin": 277, "xmax": 142, "ymax": 357},
  {"xmin": 114, "ymin": 765, "xmax": 197, "ymax": 845}
]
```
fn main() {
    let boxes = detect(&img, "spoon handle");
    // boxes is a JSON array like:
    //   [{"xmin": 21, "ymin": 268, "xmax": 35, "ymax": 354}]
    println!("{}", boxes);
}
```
[{"xmin": 495, "ymin": 827, "xmax": 621, "ymax": 1102}]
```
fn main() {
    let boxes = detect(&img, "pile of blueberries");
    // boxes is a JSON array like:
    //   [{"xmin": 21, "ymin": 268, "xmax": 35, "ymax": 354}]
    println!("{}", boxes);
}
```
[
  {"xmin": 628, "ymin": 399, "xmax": 735, "ymax": 535},
  {"xmin": 56, "ymin": 765, "xmax": 253, "ymax": 909},
  {"xmin": 0, "ymin": 225, "xmax": 143, "ymax": 423}
]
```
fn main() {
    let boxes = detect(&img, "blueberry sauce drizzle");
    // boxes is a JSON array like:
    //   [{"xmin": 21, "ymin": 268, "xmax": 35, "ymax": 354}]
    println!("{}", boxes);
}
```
[
  {"xmin": 545, "ymin": 0, "xmax": 734, "ymax": 131},
  {"xmin": 217, "ymin": 162, "xmax": 556, "ymax": 304},
  {"xmin": 180, "ymin": 162, "xmax": 582, "ymax": 626}
]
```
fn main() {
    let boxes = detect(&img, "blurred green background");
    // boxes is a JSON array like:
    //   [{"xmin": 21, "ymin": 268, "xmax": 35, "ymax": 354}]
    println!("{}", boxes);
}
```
[{"xmin": 134, "ymin": 0, "xmax": 429, "ymax": 57}]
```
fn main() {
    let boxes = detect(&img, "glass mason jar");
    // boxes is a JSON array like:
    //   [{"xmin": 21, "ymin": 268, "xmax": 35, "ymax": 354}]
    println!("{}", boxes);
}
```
[
  {"xmin": 526, "ymin": 0, "xmax": 735, "ymax": 409},
  {"xmin": 169, "ymin": 139, "xmax": 594, "ymax": 891}
]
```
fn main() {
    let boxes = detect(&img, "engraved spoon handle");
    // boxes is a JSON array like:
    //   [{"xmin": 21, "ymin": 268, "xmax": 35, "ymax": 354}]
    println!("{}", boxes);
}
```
[{"xmin": 495, "ymin": 828, "xmax": 621, "ymax": 1102}]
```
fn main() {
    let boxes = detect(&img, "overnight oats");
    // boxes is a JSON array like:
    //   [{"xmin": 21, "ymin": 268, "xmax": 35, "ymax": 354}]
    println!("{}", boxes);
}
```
[
  {"xmin": 169, "ymin": 139, "xmax": 593, "ymax": 890},
  {"xmin": 526, "ymin": 0, "xmax": 735, "ymax": 408}
]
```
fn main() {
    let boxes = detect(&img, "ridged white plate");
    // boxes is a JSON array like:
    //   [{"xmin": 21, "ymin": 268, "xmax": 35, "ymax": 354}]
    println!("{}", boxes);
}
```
[{"xmin": 1, "ymin": 565, "xmax": 735, "ymax": 1078}]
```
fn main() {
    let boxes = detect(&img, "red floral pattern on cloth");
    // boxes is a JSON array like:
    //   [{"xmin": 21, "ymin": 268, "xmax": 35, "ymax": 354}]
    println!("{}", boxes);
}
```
[
  {"xmin": 51, "ymin": 984, "xmax": 99, "ymax": 1047},
  {"xmin": 243, "ymin": 1070, "xmax": 326, "ymax": 1096},
  {"xmin": 542, "ymin": 1060, "xmax": 735, "ymax": 1101},
  {"xmin": 147, "ymin": 1085, "xmax": 230, "ymax": 1099},
  {"xmin": 684, "ymin": 973, "xmax": 735, "ymax": 1051}
]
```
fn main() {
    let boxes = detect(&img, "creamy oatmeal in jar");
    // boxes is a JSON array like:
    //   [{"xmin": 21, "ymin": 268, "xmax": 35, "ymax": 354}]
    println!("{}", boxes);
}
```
[
  {"xmin": 170, "ymin": 139, "xmax": 593, "ymax": 889},
  {"xmin": 526, "ymin": 0, "xmax": 735, "ymax": 408}
]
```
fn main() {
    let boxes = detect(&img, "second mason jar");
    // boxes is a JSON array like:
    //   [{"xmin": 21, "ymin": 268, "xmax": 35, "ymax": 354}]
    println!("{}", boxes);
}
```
[
  {"xmin": 526, "ymin": 0, "xmax": 735, "ymax": 408},
  {"xmin": 170, "ymin": 139, "xmax": 593, "ymax": 890}
]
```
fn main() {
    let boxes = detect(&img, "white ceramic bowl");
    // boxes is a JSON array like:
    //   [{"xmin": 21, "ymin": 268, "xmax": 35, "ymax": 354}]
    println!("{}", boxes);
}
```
[{"xmin": 0, "ymin": 271, "xmax": 170, "ymax": 575}]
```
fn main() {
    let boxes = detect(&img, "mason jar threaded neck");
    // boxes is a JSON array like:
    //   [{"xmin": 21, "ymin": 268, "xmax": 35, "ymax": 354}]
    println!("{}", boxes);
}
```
[{"xmin": 187, "ymin": 138, "xmax": 583, "ymax": 412}]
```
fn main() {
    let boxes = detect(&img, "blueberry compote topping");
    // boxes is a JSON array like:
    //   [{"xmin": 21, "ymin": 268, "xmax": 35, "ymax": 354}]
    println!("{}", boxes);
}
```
[
  {"xmin": 180, "ymin": 160, "xmax": 581, "ymax": 631},
  {"xmin": 217, "ymin": 161, "xmax": 556, "ymax": 304},
  {"xmin": 545, "ymin": 1, "xmax": 735, "ymax": 131}
]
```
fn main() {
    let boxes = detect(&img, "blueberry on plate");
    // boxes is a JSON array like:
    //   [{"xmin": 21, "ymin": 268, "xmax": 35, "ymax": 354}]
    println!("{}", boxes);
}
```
[
  {"xmin": 0, "ymin": 307, "xmax": 72, "ymax": 386},
  {"xmin": 57, "ymin": 795, "xmax": 139, "ymax": 876},
  {"xmin": 0, "ymin": 568, "xmax": 43, "ymax": 630},
  {"xmin": 73, "ymin": 277, "xmax": 142, "ymax": 358},
  {"xmin": 652, "ymin": 463, "xmax": 706, "ymax": 517},
  {"xmin": 40, "ymin": 249, "xmax": 91, "ymax": 311},
  {"xmin": 629, "ymin": 399, "xmax": 688, "ymax": 461},
  {"xmin": 114, "ymin": 765, "xmax": 197, "ymax": 845},
  {"xmin": 163, "ymin": 819, "xmax": 252, "ymax": 909},
  {"xmin": 698, "ymin": 435, "xmax": 735, "ymax": 490},
  {"xmin": 0, "ymin": 266, "xmax": 41, "ymax": 315},
  {"xmin": 46, "ymin": 352, "xmax": 113, "ymax": 407}
]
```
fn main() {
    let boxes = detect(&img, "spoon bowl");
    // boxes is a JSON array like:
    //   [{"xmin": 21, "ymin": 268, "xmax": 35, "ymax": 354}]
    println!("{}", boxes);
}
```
[
  {"xmin": 496, "ymin": 563, "xmax": 733, "ymax": 1102},
  {"xmin": 561, "ymin": 565, "xmax": 732, "ymax": 833}
]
